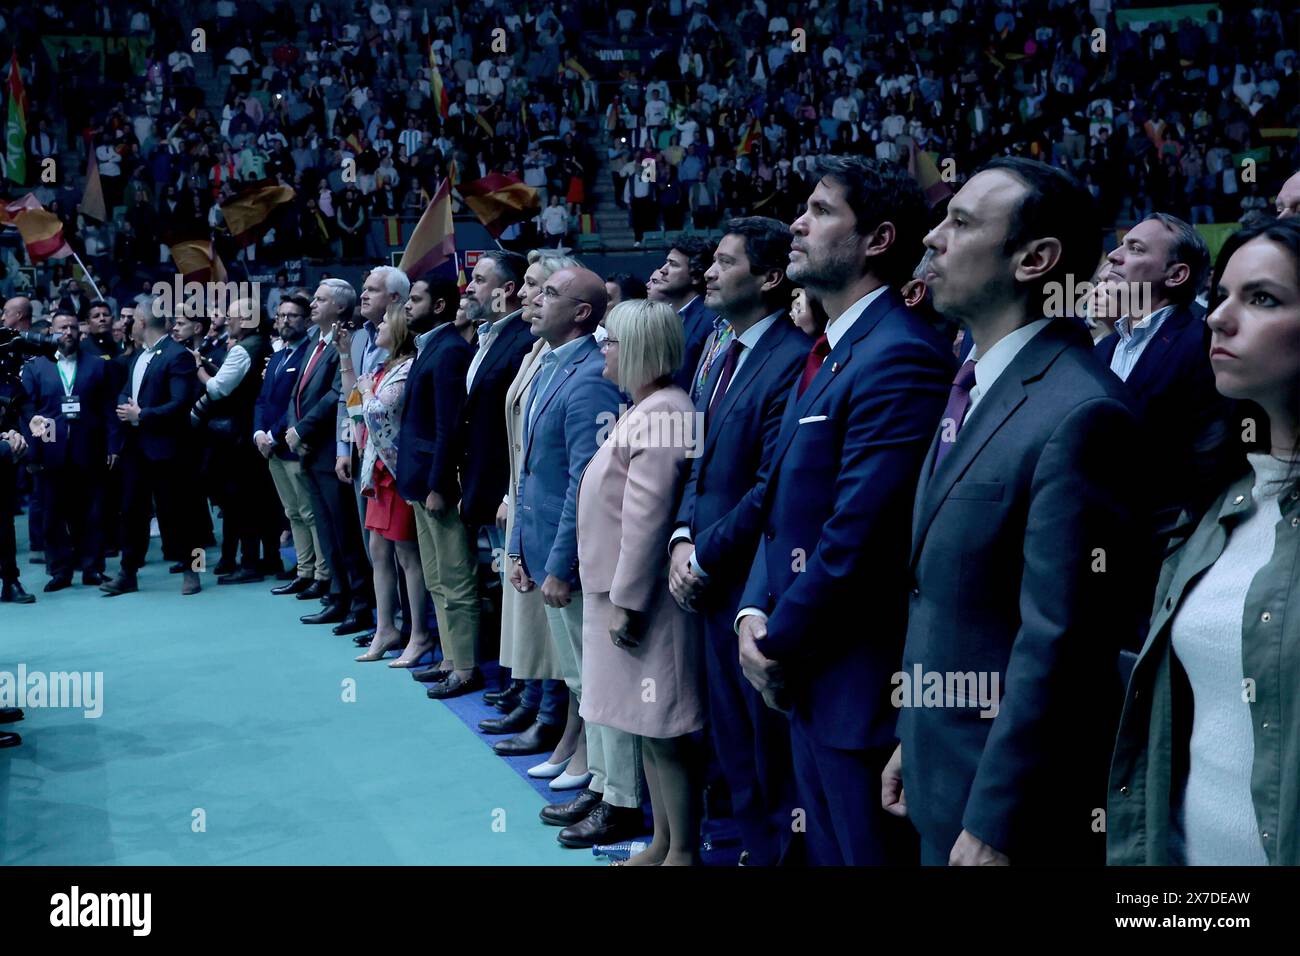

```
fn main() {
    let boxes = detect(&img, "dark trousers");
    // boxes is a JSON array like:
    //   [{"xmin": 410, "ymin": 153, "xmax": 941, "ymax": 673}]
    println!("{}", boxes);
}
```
[
  {"xmin": 224, "ymin": 441, "xmax": 282, "ymax": 570},
  {"xmin": 303, "ymin": 455, "xmax": 372, "ymax": 614},
  {"xmin": 703, "ymin": 602, "xmax": 798, "ymax": 866},
  {"xmin": 39, "ymin": 465, "xmax": 104, "ymax": 578},
  {"xmin": 0, "ymin": 462, "xmax": 16, "ymax": 582},
  {"xmin": 789, "ymin": 727, "xmax": 918, "ymax": 866},
  {"xmin": 26, "ymin": 470, "xmax": 43, "ymax": 551},
  {"xmin": 118, "ymin": 450, "xmax": 202, "ymax": 572}
]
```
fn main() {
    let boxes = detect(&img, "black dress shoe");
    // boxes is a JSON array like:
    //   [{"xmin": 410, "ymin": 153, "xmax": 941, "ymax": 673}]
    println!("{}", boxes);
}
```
[
  {"xmin": 99, "ymin": 571, "xmax": 137, "ymax": 596},
  {"xmin": 426, "ymin": 669, "xmax": 484, "ymax": 699},
  {"xmin": 217, "ymin": 568, "xmax": 264, "ymax": 585},
  {"xmin": 271, "ymin": 577, "xmax": 313, "ymax": 595},
  {"xmin": 0, "ymin": 731, "xmax": 20, "ymax": 748},
  {"xmin": 296, "ymin": 580, "xmax": 331, "ymax": 600},
  {"xmin": 352, "ymin": 630, "xmax": 378, "ymax": 646},
  {"xmin": 82, "ymin": 571, "xmax": 106, "ymax": 586},
  {"xmin": 1, "ymin": 580, "xmax": 36, "ymax": 604},
  {"xmin": 479, "ymin": 704, "xmax": 540, "ymax": 735},
  {"xmin": 412, "ymin": 665, "xmax": 453, "ymax": 683},
  {"xmin": 0, "ymin": 708, "xmax": 23, "ymax": 724},
  {"xmin": 539, "ymin": 788, "xmax": 602, "ymax": 827},
  {"xmin": 332, "ymin": 610, "xmax": 374, "ymax": 636},
  {"xmin": 43, "ymin": 576, "xmax": 73, "ymax": 593},
  {"xmin": 301, "ymin": 605, "xmax": 346, "ymax": 625},
  {"xmin": 212, "ymin": 560, "xmax": 238, "ymax": 576},
  {"xmin": 493, "ymin": 719, "xmax": 565, "ymax": 755},
  {"xmin": 557, "ymin": 802, "xmax": 644, "ymax": 848},
  {"xmin": 484, "ymin": 679, "xmax": 526, "ymax": 706},
  {"xmin": 169, "ymin": 561, "xmax": 186, "ymax": 574}
]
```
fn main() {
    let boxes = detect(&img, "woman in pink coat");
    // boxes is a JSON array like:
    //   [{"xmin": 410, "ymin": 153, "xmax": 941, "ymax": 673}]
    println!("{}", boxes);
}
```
[{"xmin": 577, "ymin": 298, "xmax": 704, "ymax": 865}]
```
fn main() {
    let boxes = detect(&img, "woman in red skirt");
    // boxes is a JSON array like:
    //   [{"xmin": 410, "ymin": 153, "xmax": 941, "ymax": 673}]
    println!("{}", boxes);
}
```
[{"xmin": 354, "ymin": 302, "xmax": 432, "ymax": 666}]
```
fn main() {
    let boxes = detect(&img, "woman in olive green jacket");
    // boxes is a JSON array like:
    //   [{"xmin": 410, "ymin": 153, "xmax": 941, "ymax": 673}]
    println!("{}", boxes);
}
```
[{"xmin": 1109, "ymin": 218, "xmax": 1300, "ymax": 866}]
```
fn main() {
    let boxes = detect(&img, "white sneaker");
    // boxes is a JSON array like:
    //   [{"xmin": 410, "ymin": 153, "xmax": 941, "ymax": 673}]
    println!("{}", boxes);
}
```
[
  {"xmin": 526, "ymin": 755, "xmax": 571, "ymax": 779},
  {"xmin": 550, "ymin": 769, "xmax": 594, "ymax": 791}
]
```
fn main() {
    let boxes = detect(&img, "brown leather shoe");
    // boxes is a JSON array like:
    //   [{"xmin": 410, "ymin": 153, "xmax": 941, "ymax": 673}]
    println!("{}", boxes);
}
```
[
  {"xmin": 557, "ymin": 802, "xmax": 645, "ymax": 848},
  {"xmin": 539, "ymin": 788, "xmax": 602, "ymax": 827},
  {"xmin": 181, "ymin": 570, "xmax": 202, "ymax": 595}
]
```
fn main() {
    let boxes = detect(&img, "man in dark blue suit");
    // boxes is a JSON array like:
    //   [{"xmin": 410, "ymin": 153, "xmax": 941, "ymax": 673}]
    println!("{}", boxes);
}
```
[
  {"xmin": 648, "ymin": 236, "xmax": 721, "ymax": 400},
  {"xmin": 667, "ymin": 216, "xmax": 810, "ymax": 866},
  {"xmin": 102, "ymin": 299, "xmax": 206, "ymax": 596},
  {"xmin": 507, "ymin": 267, "xmax": 639, "ymax": 849},
  {"xmin": 882, "ymin": 158, "xmax": 1150, "ymax": 866},
  {"xmin": 734, "ymin": 157, "xmax": 955, "ymax": 866},
  {"xmin": 1093, "ymin": 213, "xmax": 1237, "ymax": 543},
  {"xmin": 255, "ymin": 293, "xmax": 327, "ymax": 598},
  {"xmin": 20, "ymin": 310, "xmax": 116, "ymax": 590}
]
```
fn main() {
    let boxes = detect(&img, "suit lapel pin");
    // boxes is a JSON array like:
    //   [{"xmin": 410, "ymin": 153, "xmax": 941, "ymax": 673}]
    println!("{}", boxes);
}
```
[{"xmin": 830, "ymin": 362, "xmax": 839, "ymax": 373}]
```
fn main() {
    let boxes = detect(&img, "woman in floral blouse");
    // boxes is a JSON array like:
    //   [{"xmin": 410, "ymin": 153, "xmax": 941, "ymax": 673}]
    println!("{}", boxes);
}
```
[{"xmin": 354, "ymin": 302, "xmax": 432, "ymax": 667}]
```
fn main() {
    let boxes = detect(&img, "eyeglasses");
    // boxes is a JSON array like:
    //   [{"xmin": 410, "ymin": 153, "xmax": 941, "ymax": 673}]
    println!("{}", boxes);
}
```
[{"xmin": 602, "ymin": 337, "xmax": 619, "ymax": 346}]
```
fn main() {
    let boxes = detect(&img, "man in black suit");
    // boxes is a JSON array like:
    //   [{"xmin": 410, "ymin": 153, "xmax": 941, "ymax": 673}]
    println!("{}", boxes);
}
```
[
  {"xmin": 55, "ymin": 279, "xmax": 90, "ymax": 325},
  {"xmin": 102, "ymin": 298, "xmax": 206, "ymax": 596},
  {"xmin": 882, "ymin": 157, "xmax": 1149, "ymax": 866},
  {"xmin": 21, "ymin": 310, "xmax": 115, "ymax": 590},
  {"xmin": 282, "ymin": 279, "xmax": 374, "ymax": 633},
  {"xmin": 1094, "ymin": 212, "xmax": 1237, "ymax": 545},
  {"xmin": 648, "ymin": 237, "xmax": 721, "ymax": 399},
  {"xmin": 83, "ymin": 299, "xmax": 119, "ymax": 358},
  {"xmin": 0, "ymin": 428, "xmax": 32, "ymax": 604},
  {"xmin": 668, "ymin": 216, "xmax": 811, "ymax": 866}
]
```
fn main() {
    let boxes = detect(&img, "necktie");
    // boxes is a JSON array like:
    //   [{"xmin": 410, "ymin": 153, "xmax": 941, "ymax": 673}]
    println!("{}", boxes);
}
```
[
  {"xmin": 931, "ymin": 359, "xmax": 978, "ymax": 472},
  {"xmin": 706, "ymin": 339, "xmax": 744, "ymax": 423},
  {"xmin": 296, "ymin": 339, "xmax": 326, "ymax": 415},
  {"xmin": 797, "ymin": 334, "xmax": 831, "ymax": 397},
  {"xmin": 693, "ymin": 320, "xmax": 732, "ymax": 402}
]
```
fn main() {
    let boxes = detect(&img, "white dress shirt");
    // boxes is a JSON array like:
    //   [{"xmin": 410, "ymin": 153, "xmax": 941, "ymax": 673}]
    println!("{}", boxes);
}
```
[
  {"xmin": 963, "ymin": 318, "xmax": 1052, "ymax": 423},
  {"xmin": 467, "ymin": 313, "xmax": 516, "ymax": 391},
  {"xmin": 205, "ymin": 342, "xmax": 252, "ymax": 399}
]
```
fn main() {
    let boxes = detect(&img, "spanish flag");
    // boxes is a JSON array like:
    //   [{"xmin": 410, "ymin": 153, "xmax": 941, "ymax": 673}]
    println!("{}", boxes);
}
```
[
  {"xmin": 563, "ymin": 58, "xmax": 590, "ymax": 82},
  {"xmin": 459, "ymin": 172, "xmax": 541, "ymax": 239},
  {"xmin": 79, "ymin": 151, "xmax": 107, "ymax": 222},
  {"xmin": 1, "ymin": 194, "xmax": 71, "ymax": 261},
  {"xmin": 428, "ymin": 39, "xmax": 449, "ymax": 120},
  {"xmin": 398, "ymin": 177, "xmax": 455, "ymax": 278},
  {"xmin": 904, "ymin": 136, "xmax": 953, "ymax": 207},
  {"xmin": 169, "ymin": 238, "xmax": 228, "ymax": 283},
  {"xmin": 474, "ymin": 107, "xmax": 495, "ymax": 139},
  {"xmin": 6, "ymin": 53, "xmax": 26, "ymax": 184},
  {"xmin": 735, "ymin": 117, "xmax": 761, "ymax": 157},
  {"xmin": 384, "ymin": 216, "xmax": 402, "ymax": 247},
  {"xmin": 220, "ymin": 181, "xmax": 296, "ymax": 247}
]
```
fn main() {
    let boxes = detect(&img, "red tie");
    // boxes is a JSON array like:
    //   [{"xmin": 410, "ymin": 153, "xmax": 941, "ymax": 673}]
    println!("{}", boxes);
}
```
[
  {"xmin": 296, "ymin": 339, "xmax": 326, "ymax": 415},
  {"xmin": 797, "ymin": 334, "xmax": 831, "ymax": 397}
]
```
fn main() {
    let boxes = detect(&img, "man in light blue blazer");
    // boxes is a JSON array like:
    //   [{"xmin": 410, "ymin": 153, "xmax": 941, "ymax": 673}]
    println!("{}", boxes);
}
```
[{"xmin": 506, "ymin": 266, "xmax": 642, "ymax": 850}]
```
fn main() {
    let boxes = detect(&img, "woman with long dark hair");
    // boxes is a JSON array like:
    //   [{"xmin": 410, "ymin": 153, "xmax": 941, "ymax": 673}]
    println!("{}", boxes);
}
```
[{"xmin": 1110, "ymin": 217, "xmax": 1300, "ymax": 865}]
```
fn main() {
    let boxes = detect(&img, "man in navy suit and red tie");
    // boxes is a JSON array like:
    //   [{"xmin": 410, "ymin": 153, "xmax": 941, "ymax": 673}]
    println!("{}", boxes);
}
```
[
  {"xmin": 881, "ymin": 158, "xmax": 1149, "ymax": 866},
  {"xmin": 733, "ymin": 156, "xmax": 956, "ymax": 866}
]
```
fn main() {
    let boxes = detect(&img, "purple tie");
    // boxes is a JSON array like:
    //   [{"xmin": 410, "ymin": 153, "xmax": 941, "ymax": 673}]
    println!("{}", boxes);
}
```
[
  {"xmin": 931, "ymin": 359, "xmax": 977, "ymax": 472},
  {"xmin": 706, "ymin": 339, "xmax": 744, "ymax": 424}
]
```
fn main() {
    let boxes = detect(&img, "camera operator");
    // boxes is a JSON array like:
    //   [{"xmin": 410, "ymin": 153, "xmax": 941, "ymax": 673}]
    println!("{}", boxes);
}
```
[
  {"xmin": 190, "ymin": 297, "xmax": 282, "ymax": 583},
  {"xmin": 0, "ymin": 296, "xmax": 41, "ymax": 603},
  {"xmin": 21, "ymin": 309, "xmax": 116, "ymax": 590}
]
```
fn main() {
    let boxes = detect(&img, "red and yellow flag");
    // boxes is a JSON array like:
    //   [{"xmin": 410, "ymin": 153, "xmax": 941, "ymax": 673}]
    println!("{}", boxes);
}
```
[
  {"xmin": 428, "ymin": 39, "xmax": 449, "ymax": 120},
  {"xmin": 905, "ymin": 136, "xmax": 953, "ymax": 207},
  {"xmin": 735, "ymin": 117, "xmax": 761, "ymax": 157},
  {"xmin": 220, "ymin": 182, "xmax": 296, "ymax": 247},
  {"xmin": 398, "ymin": 177, "xmax": 455, "ymax": 278},
  {"xmin": 1, "ymin": 194, "xmax": 71, "ymax": 261},
  {"xmin": 79, "ymin": 151, "xmax": 107, "ymax": 222},
  {"xmin": 169, "ymin": 238, "xmax": 228, "ymax": 283},
  {"xmin": 459, "ymin": 172, "xmax": 541, "ymax": 239}
]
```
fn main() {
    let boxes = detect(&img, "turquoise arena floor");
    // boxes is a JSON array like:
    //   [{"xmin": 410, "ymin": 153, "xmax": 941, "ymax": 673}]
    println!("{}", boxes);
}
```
[{"xmin": 0, "ymin": 519, "xmax": 597, "ymax": 866}]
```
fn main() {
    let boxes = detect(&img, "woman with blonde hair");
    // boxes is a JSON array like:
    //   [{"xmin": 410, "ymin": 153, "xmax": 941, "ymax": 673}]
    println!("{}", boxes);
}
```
[
  {"xmin": 354, "ymin": 301, "xmax": 433, "ymax": 666},
  {"xmin": 577, "ymin": 298, "xmax": 704, "ymax": 864}
]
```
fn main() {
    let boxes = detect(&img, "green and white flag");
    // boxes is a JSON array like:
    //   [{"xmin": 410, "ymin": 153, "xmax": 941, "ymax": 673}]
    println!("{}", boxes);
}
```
[{"xmin": 5, "ymin": 53, "xmax": 26, "ymax": 184}]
